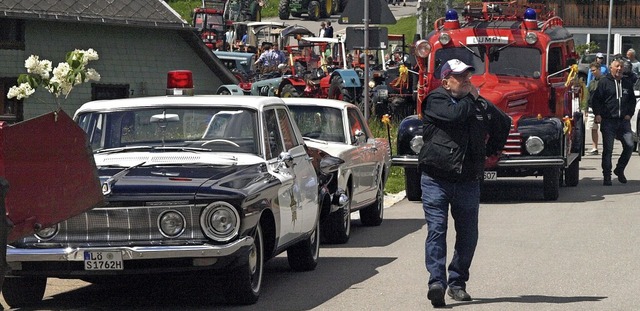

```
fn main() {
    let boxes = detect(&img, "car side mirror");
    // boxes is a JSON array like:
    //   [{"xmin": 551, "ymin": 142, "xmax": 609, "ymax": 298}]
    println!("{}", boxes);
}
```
[
  {"xmin": 278, "ymin": 152, "xmax": 294, "ymax": 168},
  {"xmin": 354, "ymin": 129, "xmax": 365, "ymax": 144}
]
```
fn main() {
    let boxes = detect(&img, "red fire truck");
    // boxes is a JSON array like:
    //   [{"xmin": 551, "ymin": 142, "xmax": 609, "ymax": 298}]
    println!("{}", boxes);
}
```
[{"xmin": 392, "ymin": 0, "xmax": 584, "ymax": 201}]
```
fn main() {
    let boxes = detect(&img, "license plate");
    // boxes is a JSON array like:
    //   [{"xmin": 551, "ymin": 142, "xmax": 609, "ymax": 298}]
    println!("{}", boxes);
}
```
[
  {"xmin": 484, "ymin": 171, "xmax": 497, "ymax": 181},
  {"xmin": 377, "ymin": 89, "xmax": 388, "ymax": 97},
  {"xmin": 84, "ymin": 251, "xmax": 123, "ymax": 270}
]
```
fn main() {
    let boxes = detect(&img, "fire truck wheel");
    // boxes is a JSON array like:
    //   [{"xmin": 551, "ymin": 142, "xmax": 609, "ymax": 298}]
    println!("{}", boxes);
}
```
[
  {"xmin": 2, "ymin": 277, "xmax": 46, "ymax": 307},
  {"xmin": 320, "ymin": 0, "xmax": 332, "ymax": 18},
  {"xmin": 543, "ymin": 167, "xmax": 560, "ymax": 201},
  {"xmin": 280, "ymin": 84, "xmax": 300, "ymax": 97},
  {"xmin": 564, "ymin": 159, "xmax": 580, "ymax": 187},
  {"xmin": 404, "ymin": 167, "xmax": 422, "ymax": 201},
  {"xmin": 308, "ymin": 1, "xmax": 321, "ymax": 21},
  {"xmin": 278, "ymin": 0, "xmax": 290, "ymax": 20}
]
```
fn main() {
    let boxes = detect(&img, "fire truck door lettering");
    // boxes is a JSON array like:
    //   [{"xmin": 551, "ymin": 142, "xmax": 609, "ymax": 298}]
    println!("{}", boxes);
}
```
[{"xmin": 466, "ymin": 36, "xmax": 509, "ymax": 45}]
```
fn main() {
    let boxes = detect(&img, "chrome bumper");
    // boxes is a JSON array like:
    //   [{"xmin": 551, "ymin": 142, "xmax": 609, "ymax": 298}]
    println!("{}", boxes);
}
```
[
  {"xmin": 7, "ymin": 236, "xmax": 253, "ymax": 262},
  {"xmin": 391, "ymin": 155, "xmax": 566, "ymax": 168}
]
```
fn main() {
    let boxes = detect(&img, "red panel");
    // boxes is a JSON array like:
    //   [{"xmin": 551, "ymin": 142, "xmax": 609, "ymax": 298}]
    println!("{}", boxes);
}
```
[{"xmin": 1, "ymin": 110, "xmax": 104, "ymax": 243}]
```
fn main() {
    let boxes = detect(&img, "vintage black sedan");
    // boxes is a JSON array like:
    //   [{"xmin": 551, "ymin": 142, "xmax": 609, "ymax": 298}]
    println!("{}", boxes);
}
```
[{"xmin": 3, "ymin": 83, "xmax": 323, "ymax": 306}]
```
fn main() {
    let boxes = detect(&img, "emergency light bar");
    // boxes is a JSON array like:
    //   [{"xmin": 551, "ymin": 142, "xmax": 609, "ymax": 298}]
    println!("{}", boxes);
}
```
[{"xmin": 166, "ymin": 70, "xmax": 194, "ymax": 96}]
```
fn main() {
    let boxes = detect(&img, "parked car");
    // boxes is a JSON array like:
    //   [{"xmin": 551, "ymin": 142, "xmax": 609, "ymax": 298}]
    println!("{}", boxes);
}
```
[
  {"xmin": 3, "ymin": 71, "xmax": 328, "ymax": 307},
  {"xmin": 283, "ymin": 98, "xmax": 391, "ymax": 244},
  {"xmin": 578, "ymin": 53, "xmax": 611, "ymax": 82}
]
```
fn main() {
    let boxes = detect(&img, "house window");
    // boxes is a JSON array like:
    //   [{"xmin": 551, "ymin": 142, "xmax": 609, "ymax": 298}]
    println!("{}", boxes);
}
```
[
  {"xmin": 0, "ymin": 78, "xmax": 24, "ymax": 123},
  {"xmin": 0, "ymin": 19, "xmax": 25, "ymax": 50},
  {"xmin": 91, "ymin": 84, "xmax": 130, "ymax": 101}
]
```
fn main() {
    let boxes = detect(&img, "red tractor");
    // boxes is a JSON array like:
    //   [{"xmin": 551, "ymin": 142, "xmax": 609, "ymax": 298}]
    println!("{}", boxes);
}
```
[
  {"xmin": 192, "ymin": 0, "xmax": 263, "ymax": 50},
  {"xmin": 277, "ymin": 37, "xmax": 364, "ymax": 110}
]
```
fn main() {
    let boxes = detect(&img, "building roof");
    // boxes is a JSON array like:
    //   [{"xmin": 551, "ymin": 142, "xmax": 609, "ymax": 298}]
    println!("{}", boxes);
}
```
[{"xmin": 0, "ymin": 0, "xmax": 188, "ymax": 29}]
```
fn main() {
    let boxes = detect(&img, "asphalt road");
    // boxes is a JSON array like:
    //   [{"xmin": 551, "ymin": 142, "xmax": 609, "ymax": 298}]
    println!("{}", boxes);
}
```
[{"xmin": 3, "ymin": 138, "xmax": 640, "ymax": 310}]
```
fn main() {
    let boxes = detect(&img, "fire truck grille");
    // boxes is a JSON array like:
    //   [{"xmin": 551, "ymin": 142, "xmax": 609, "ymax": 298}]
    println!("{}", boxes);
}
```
[
  {"xmin": 18, "ymin": 205, "xmax": 208, "ymax": 246},
  {"xmin": 503, "ymin": 128, "xmax": 522, "ymax": 156}
]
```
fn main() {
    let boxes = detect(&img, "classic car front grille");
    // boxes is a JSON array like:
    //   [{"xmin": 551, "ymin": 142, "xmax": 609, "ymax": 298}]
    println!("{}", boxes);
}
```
[
  {"xmin": 503, "ymin": 126, "xmax": 522, "ymax": 156},
  {"xmin": 17, "ymin": 204, "xmax": 208, "ymax": 246}
]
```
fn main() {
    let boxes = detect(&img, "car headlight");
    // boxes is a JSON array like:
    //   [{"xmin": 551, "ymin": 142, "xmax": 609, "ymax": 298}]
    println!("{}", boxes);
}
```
[
  {"xmin": 200, "ymin": 201, "xmax": 241, "ymax": 242},
  {"xmin": 525, "ymin": 136, "xmax": 544, "ymax": 155},
  {"xmin": 158, "ymin": 210, "xmax": 186, "ymax": 238},
  {"xmin": 368, "ymin": 80, "xmax": 376, "ymax": 88},
  {"xmin": 34, "ymin": 224, "xmax": 59, "ymax": 241},
  {"xmin": 439, "ymin": 33, "xmax": 452, "ymax": 45},
  {"xmin": 410, "ymin": 135, "xmax": 424, "ymax": 154}
]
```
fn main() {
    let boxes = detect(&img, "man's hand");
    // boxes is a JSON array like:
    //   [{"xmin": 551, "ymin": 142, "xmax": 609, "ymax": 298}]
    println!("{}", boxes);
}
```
[
  {"xmin": 595, "ymin": 115, "xmax": 602, "ymax": 124},
  {"xmin": 484, "ymin": 154, "xmax": 500, "ymax": 169},
  {"xmin": 624, "ymin": 115, "xmax": 631, "ymax": 121}
]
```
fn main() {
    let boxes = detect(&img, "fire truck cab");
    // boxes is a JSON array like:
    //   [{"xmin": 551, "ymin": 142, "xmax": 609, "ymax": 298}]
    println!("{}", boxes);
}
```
[{"xmin": 392, "ymin": 0, "xmax": 583, "ymax": 201}]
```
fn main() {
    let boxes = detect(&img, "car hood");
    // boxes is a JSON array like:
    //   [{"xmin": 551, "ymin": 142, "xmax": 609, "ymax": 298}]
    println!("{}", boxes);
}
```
[{"xmin": 96, "ymin": 152, "xmax": 268, "ymax": 200}]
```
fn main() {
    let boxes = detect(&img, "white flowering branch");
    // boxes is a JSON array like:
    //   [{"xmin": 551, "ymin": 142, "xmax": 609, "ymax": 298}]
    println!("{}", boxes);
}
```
[{"xmin": 7, "ymin": 49, "xmax": 101, "ymax": 107}]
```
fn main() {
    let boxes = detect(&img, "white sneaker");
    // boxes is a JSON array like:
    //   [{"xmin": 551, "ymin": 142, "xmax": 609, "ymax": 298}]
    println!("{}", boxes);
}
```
[{"xmin": 587, "ymin": 149, "xmax": 599, "ymax": 155}]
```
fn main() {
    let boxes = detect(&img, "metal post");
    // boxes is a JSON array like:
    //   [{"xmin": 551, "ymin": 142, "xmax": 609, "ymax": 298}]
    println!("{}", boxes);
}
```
[
  {"xmin": 606, "ymin": 0, "xmax": 613, "ymax": 65},
  {"xmin": 364, "ymin": 0, "xmax": 370, "ymax": 120}
]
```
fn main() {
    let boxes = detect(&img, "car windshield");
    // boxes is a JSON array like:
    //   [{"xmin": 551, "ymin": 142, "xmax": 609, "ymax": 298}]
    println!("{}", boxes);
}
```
[
  {"xmin": 288, "ymin": 106, "xmax": 345, "ymax": 143},
  {"xmin": 76, "ymin": 107, "xmax": 260, "ymax": 155}
]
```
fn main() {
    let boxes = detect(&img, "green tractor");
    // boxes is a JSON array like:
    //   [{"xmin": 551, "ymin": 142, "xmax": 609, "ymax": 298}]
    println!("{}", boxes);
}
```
[{"xmin": 278, "ymin": 0, "xmax": 334, "ymax": 21}]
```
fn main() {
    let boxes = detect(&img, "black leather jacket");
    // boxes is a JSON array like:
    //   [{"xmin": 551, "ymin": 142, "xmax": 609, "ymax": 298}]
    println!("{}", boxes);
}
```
[{"xmin": 418, "ymin": 87, "xmax": 510, "ymax": 182}]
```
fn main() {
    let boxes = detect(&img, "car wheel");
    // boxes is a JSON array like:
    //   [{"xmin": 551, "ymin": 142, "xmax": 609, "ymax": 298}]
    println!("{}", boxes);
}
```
[
  {"xmin": 2, "ymin": 277, "xmax": 46, "ymax": 307},
  {"xmin": 224, "ymin": 224, "xmax": 264, "ymax": 305},
  {"xmin": 564, "ymin": 159, "xmax": 580, "ymax": 187},
  {"xmin": 543, "ymin": 167, "xmax": 560, "ymax": 201},
  {"xmin": 322, "ymin": 187, "xmax": 351, "ymax": 244},
  {"xmin": 405, "ymin": 167, "xmax": 422, "ymax": 201},
  {"xmin": 287, "ymin": 216, "xmax": 320, "ymax": 271},
  {"xmin": 360, "ymin": 177, "xmax": 384, "ymax": 226},
  {"xmin": 278, "ymin": 0, "xmax": 290, "ymax": 20}
]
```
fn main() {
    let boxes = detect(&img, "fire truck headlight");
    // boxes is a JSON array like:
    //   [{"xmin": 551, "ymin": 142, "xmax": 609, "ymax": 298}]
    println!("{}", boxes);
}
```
[
  {"xmin": 438, "ymin": 33, "xmax": 452, "ymax": 46},
  {"xmin": 415, "ymin": 40, "xmax": 432, "ymax": 58},
  {"xmin": 410, "ymin": 136, "xmax": 424, "ymax": 154},
  {"xmin": 525, "ymin": 32, "xmax": 538, "ymax": 45},
  {"xmin": 525, "ymin": 136, "xmax": 544, "ymax": 155}
]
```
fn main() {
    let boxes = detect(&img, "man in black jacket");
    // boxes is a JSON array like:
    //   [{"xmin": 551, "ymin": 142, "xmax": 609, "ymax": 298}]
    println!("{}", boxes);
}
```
[
  {"xmin": 591, "ymin": 58, "xmax": 637, "ymax": 186},
  {"xmin": 419, "ymin": 59, "xmax": 510, "ymax": 308}
]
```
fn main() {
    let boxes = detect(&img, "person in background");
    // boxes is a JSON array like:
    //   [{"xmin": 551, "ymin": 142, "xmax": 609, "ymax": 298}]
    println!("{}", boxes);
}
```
[
  {"xmin": 324, "ymin": 21, "xmax": 334, "ymax": 38},
  {"xmin": 319, "ymin": 22, "xmax": 326, "ymax": 38},
  {"xmin": 627, "ymin": 48, "xmax": 640, "ymax": 82},
  {"xmin": 419, "ymin": 59, "xmax": 510, "ymax": 308},
  {"xmin": 591, "ymin": 58, "xmax": 637, "ymax": 186},
  {"xmin": 587, "ymin": 53, "xmax": 609, "ymax": 87},
  {"xmin": 585, "ymin": 62, "xmax": 603, "ymax": 155},
  {"xmin": 273, "ymin": 44, "xmax": 287, "ymax": 65},
  {"xmin": 254, "ymin": 42, "xmax": 280, "ymax": 71}
]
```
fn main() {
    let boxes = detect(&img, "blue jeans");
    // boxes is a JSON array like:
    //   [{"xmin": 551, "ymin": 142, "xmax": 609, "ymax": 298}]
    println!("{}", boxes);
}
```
[
  {"xmin": 421, "ymin": 173, "xmax": 479, "ymax": 290},
  {"xmin": 600, "ymin": 118, "xmax": 634, "ymax": 177}
]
